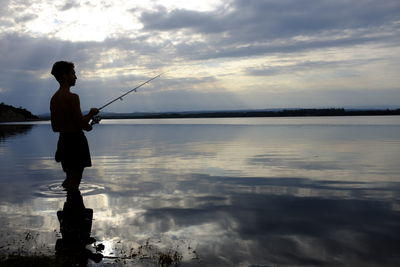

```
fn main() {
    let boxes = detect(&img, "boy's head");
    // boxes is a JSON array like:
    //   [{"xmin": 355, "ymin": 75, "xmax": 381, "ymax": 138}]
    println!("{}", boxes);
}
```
[{"xmin": 51, "ymin": 61, "xmax": 76, "ymax": 85}]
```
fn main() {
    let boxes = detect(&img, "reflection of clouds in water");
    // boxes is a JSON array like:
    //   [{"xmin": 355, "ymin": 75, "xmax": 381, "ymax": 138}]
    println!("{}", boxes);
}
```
[
  {"xmin": 144, "ymin": 189, "xmax": 399, "ymax": 265},
  {"xmin": 28, "ymin": 157, "xmax": 59, "ymax": 171},
  {"xmin": 250, "ymin": 154, "xmax": 343, "ymax": 170},
  {"xmin": 84, "ymin": 174, "xmax": 400, "ymax": 265},
  {"xmin": 0, "ymin": 146, "xmax": 7, "ymax": 156},
  {"xmin": 247, "ymin": 138, "xmax": 400, "ymax": 182},
  {"xmin": 0, "ymin": 197, "xmax": 61, "ymax": 256},
  {"xmin": 88, "ymin": 124, "xmax": 400, "ymax": 184}
]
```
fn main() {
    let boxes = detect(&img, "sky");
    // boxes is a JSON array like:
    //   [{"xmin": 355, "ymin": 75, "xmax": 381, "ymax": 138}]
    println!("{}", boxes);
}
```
[{"xmin": 1, "ymin": 0, "xmax": 399, "ymax": 114}]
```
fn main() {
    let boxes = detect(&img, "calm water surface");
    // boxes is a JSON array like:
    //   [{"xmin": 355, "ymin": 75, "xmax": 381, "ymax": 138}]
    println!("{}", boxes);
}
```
[{"xmin": 1, "ymin": 116, "xmax": 400, "ymax": 266}]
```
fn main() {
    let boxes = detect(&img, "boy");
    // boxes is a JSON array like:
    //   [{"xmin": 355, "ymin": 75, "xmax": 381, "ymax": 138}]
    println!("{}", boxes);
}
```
[{"xmin": 50, "ymin": 61, "xmax": 99, "ymax": 190}]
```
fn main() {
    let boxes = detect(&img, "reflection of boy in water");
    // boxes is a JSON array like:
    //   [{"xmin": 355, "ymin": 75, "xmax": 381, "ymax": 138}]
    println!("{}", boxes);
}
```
[
  {"xmin": 56, "ymin": 190, "xmax": 103, "ymax": 265},
  {"xmin": 50, "ymin": 61, "xmax": 98, "ymax": 190}
]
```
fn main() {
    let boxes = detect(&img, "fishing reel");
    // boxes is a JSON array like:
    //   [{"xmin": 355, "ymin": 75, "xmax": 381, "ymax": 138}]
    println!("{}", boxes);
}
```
[{"xmin": 90, "ymin": 115, "xmax": 102, "ymax": 126}]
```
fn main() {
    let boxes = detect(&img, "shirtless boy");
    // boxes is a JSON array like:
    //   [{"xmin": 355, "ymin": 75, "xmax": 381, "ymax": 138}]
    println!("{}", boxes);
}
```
[{"xmin": 50, "ymin": 61, "xmax": 99, "ymax": 190}]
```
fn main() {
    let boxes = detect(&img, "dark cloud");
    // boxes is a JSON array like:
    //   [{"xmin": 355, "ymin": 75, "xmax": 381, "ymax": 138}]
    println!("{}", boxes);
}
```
[
  {"xmin": 182, "ymin": 34, "xmax": 390, "ymax": 60},
  {"xmin": 140, "ymin": 6, "xmax": 222, "ymax": 33},
  {"xmin": 0, "ymin": 33, "xmax": 96, "ymax": 71},
  {"xmin": 14, "ymin": 13, "xmax": 38, "ymax": 23},
  {"xmin": 58, "ymin": 0, "xmax": 81, "ymax": 11},
  {"xmin": 142, "ymin": 0, "xmax": 400, "ymax": 36},
  {"xmin": 245, "ymin": 58, "xmax": 384, "ymax": 76},
  {"xmin": 139, "ymin": 0, "xmax": 400, "ymax": 59}
]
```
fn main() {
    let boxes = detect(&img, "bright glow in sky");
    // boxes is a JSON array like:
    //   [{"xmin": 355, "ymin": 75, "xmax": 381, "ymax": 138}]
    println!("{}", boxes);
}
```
[
  {"xmin": 19, "ymin": 0, "xmax": 226, "ymax": 42},
  {"xmin": 0, "ymin": 0, "xmax": 399, "ymax": 114}
]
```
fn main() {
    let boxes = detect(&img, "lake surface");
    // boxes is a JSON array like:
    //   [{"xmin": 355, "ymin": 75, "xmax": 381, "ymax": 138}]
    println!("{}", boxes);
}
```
[{"xmin": 1, "ymin": 116, "xmax": 400, "ymax": 266}]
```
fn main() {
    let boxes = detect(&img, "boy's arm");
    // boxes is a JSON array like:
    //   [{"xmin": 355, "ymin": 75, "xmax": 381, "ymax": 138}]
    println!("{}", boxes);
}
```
[{"xmin": 71, "ymin": 94, "xmax": 98, "ymax": 131}]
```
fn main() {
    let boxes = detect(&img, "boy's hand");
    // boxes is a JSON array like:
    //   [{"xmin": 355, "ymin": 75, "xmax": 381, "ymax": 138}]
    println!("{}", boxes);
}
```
[
  {"xmin": 89, "ymin": 108, "xmax": 99, "ymax": 117},
  {"xmin": 84, "ymin": 124, "xmax": 93, "ymax": 131}
]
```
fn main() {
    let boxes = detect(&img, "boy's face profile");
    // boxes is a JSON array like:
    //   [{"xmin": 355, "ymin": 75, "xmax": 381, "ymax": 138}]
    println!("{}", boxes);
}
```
[{"xmin": 65, "ymin": 68, "xmax": 77, "ymax": 86}]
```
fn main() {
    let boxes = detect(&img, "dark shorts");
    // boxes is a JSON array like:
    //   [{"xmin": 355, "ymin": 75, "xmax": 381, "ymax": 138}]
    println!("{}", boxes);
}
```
[{"xmin": 55, "ymin": 131, "xmax": 92, "ymax": 172}]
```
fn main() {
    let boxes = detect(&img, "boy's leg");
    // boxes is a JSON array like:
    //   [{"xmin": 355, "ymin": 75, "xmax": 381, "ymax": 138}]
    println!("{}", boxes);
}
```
[
  {"xmin": 62, "ymin": 176, "xmax": 71, "ymax": 189},
  {"xmin": 63, "ymin": 168, "xmax": 84, "ymax": 190}
]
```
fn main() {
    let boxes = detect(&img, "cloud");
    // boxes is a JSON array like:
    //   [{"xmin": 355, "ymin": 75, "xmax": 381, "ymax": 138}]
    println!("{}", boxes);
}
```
[
  {"xmin": 58, "ymin": 0, "xmax": 80, "ymax": 11},
  {"xmin": 140, "ymin": 0, "xmax": 400, "ymax": 36},
  {"xmin": 140, "ymin": 7, "xmax": 221, "ymax": 32},
  {"xmin": 245, "ymin": 58, "xmax": 383, "ymax": 77},
  {"xmin": 0, "ymin": 0, "xmax": 36, "ymax": 28},
  {"xmin": 14, "ymin": 13, "xmax": 38, "ymax": 23},
  {"xmin": 0, "ymin": 34, "xmax": 88, "ymax": 70},
  {"xmin": 139, "ymin": 0, "xmax": 400, "ymax": 60},
  {"xmin": 0, "ymin": 33, "xmax": 101, "ymax": 112}
]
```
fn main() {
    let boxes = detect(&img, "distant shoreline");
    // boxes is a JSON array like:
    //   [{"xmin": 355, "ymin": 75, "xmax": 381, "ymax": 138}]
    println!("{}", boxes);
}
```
[
  {"xmin": 2, "ymin": 106, "xmax": 400, "ymax": 122},
  {"xmin": 93, "ymin": 108, "xmax": 400, "ymax": 120}
]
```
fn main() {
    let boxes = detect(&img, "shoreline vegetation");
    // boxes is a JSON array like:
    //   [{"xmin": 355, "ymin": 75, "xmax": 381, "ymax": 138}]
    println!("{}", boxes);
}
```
[
  {"xmin": 0, "ymin": 103, "xmax": 39, "ymax": 122},
  {"xmin": 1, "ymin": 103, "xmax": 400, "ymax": 122}
]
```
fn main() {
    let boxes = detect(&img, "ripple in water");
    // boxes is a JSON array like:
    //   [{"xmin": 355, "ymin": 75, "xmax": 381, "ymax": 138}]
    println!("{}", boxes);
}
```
[{"xmin": 35, "ymin": 181, "xmax": 106, "ymax": 198}]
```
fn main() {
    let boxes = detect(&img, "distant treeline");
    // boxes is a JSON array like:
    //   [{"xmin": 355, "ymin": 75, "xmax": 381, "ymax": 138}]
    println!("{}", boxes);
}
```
[
  {"xmin": 101, "ymin": 108, "xmax": 400, "ymax": 119},
  {"xmin": 3, "ymin": 105, "xmax": 400, "ymax": 122},
  {"xmin": 0, "ymin": 103, "xmax": 39, "ymax": 122}
]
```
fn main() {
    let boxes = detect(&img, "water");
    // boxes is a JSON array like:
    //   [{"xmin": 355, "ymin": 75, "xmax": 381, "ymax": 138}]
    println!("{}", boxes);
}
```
[{"xmin": 1, "ymin": 116, "xmax": 400, "ymax": 266}]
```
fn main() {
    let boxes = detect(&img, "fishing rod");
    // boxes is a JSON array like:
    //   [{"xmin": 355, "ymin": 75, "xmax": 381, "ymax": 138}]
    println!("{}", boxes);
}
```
[{"xmin": 90, "ymin": 72, "xmax": 165, "ymax": 125}]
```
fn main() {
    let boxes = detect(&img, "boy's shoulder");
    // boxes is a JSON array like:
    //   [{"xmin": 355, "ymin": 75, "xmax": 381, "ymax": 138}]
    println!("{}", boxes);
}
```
[
  {"xmin": 50, "ymin": 91, "xmax": 80, "ymax": 109},
  {"xmin": 52, "ymin": 90, "xmax": 79, "ymax": 99},
  {"xmin": 69, "ymin": 92, "xmax": 80, "ymax": 100}
]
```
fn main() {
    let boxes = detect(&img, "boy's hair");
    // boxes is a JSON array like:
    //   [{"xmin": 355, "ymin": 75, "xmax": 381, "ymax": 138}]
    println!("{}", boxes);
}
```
[{"xmin": 51, "ymin": 61, "xmax": 75, "ymax": 83}]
